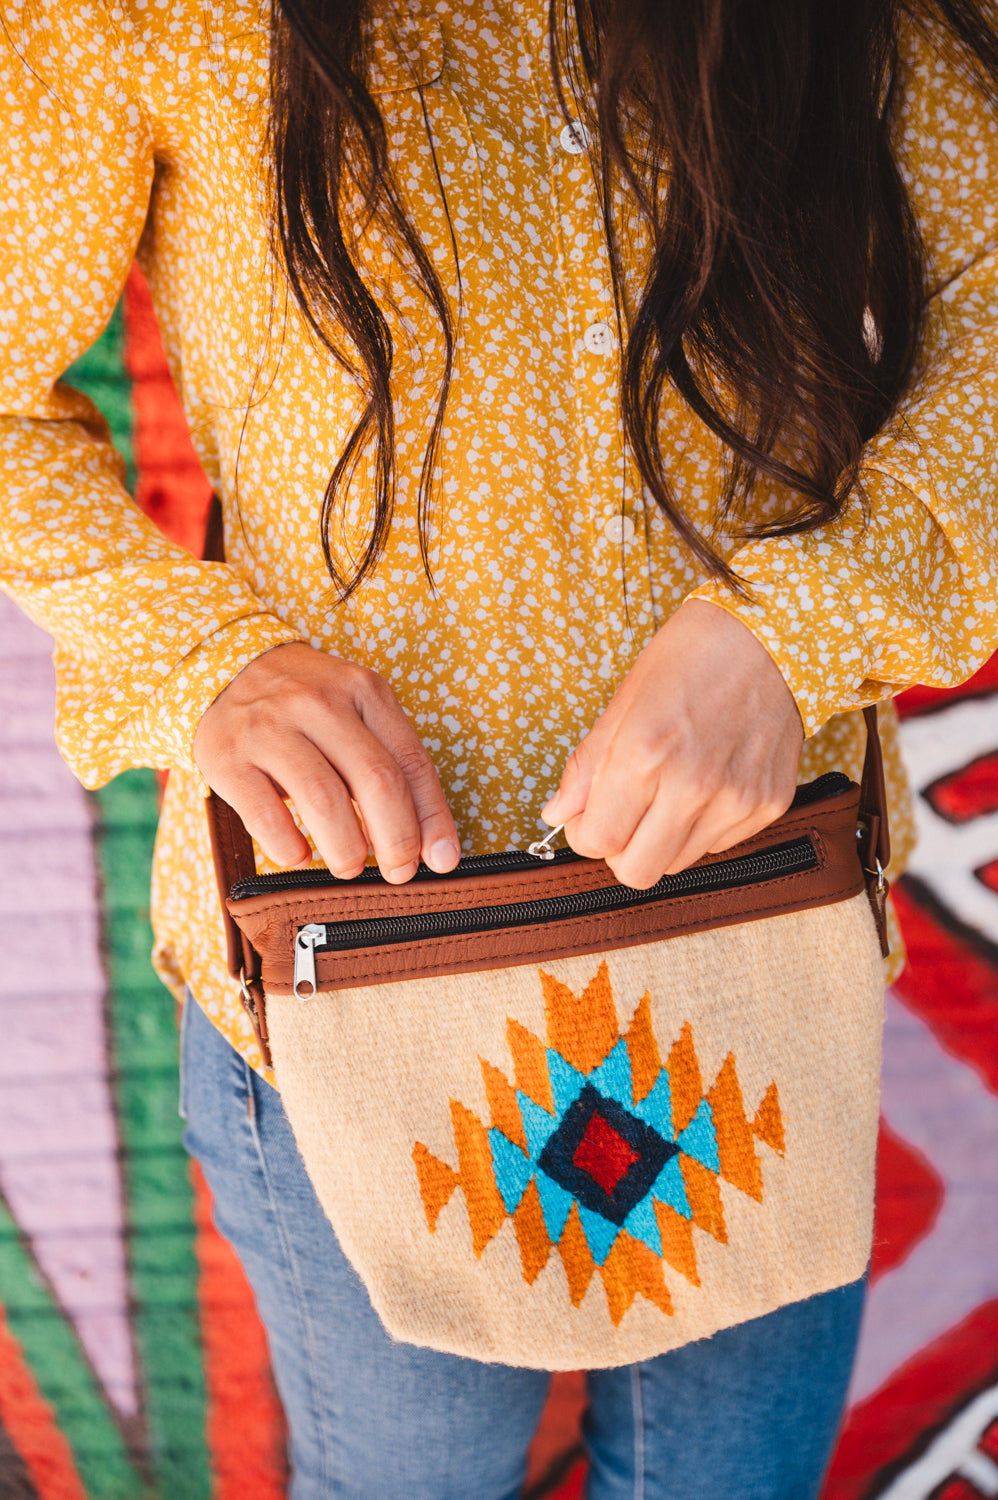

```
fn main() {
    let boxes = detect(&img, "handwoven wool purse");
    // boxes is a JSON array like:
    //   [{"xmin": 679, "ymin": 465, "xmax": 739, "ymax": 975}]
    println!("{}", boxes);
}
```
[{"xmin": 205, "ymin": 709, "xmax": 889, "ymax": 1370}]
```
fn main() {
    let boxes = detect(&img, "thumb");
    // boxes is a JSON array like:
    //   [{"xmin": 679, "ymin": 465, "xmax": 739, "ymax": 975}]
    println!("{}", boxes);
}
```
[{"xmin": 541, "ymin": 730, "xmax": 604, "ymax": 826}]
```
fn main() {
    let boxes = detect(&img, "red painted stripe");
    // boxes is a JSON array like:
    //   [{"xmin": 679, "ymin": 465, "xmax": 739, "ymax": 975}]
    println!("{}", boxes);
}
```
[
  {"xmin": 0, "ymin": 1306, "xmax": 87, "ymax": 1500},
  {"xmin": 896, "ymin": 656, "xmax": 998, "ymax": 719},
  {"xmin": 933, "ymin": 1480, "xmax": 985, "ymax": 1500},
  {"xmin": 525, "ymin": 1371, "xmax": 587, "ymax": 1497},
  {"xmin": 545, "ymin": 1456, "xmax": 588, "ymax": 1499},
  {"xmin": 981, "ymin": 1418, "xmax": 998, "ymax": 1460},
  {"xmin": 824, "ymin": 1299, "xmax": 998, "ymax": 1499},
  {"xmin": 123, "ymin": 270, "xmax": 287, "ymax": 1494},
  {"xmin": 925, "ymin": 752, "xmax": 998, "ymax": 824},
  {"xmin": 892, "ymin": 879, "xmax": 998, "ymax": 1097},
  {"xmin": 870, "ymin": 1117, "xmax": 945, "ymax": 1282},
  {"xmin": 122, "ymin": 267, "xmax": 213, "ymax": 556},
  {"xmin": 190, "ymin": 1164, "xmax": 288, "ymax": 1499}
]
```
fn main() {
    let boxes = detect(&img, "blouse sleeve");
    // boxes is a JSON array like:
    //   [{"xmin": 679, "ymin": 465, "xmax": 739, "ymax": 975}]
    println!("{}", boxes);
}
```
[
  {"xmin": 691, "ymin": 22, "xmax": 998, "ymax": 737},
  {"xmin": 0, "ymin": 3, "xmax": 302, "ymax": 785}
]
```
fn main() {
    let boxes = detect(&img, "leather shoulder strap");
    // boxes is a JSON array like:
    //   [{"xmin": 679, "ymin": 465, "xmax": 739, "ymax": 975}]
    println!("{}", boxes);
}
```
[
  {"xmin": 860, "ymin": 703, "xmax": 890, "ymax": 870},
  {"xmin": 199, "ymin": 493, "xmax": 258, "ymax": 974},
  {"xmin": 202, "ymin": 491, "xmax": 226, "ymax": 565},
  {"xmin": 859, "ymin": 704, "xmax": 891, "ymax": 957},
  {"xmin": 198, "ymin": 499, "xmax": 272, "ymax": 1060}
]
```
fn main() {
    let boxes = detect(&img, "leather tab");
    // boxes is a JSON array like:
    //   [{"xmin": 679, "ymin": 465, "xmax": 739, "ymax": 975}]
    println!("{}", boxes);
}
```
[
  {"xmin": 202, "ymin": 493, "xmax": 225, "ymax": 564},
  {"xmin": 205, "ymin": 792, "xmax": 260, "ymax": 976},
  {"xmin": 240, "ymin": 974, "xmax": 273, "ymax": 1069},
  {"xmin": 199, "ymin": 496, "xmax": 273, "ymax": 1063},
  {"xmin": 860, "ymin": 705, "xmax": 890, "ymax": 868},
  {"xmin": 859, "ymin": 705, "xmax": 891, "ymax": 957}
]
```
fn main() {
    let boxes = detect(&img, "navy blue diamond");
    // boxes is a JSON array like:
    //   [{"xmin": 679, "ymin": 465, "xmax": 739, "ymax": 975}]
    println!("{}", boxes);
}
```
[{"xmin": 537, "ymin": 1083, "xmax": 678, "ymax": 1226}]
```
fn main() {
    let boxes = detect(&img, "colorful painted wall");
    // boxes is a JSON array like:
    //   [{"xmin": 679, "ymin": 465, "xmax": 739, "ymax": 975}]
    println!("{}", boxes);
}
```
[{"xmin": 0, "ymin": 270, "xmax": 996, "ymax": 1499}]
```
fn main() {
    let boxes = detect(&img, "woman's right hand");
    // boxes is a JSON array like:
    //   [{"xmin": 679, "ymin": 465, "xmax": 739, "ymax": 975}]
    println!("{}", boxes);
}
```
[{"xmin": 192, "ymin": 642, "xmax": 461, "ymax": 883}]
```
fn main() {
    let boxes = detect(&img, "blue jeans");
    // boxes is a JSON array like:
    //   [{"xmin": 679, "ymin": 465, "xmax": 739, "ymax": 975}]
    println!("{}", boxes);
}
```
[{"xmin": 180, "ymin": 995, "xmax": 864, "ymax": 1499}]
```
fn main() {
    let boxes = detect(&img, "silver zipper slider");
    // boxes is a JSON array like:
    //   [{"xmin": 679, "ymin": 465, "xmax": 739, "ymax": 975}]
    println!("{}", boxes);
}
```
[
  {"xmin": 527, "ymin": 825, "xmax": 565, "ymax": 861},
  {"xmin": 294, "ymin": 924, "xmax": 326, "ymax": 999}
]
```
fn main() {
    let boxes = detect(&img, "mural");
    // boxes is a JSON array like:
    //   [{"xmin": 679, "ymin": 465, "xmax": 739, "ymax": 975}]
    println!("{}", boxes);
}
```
[{"xmin": 0, "ymin": 269, "xmax": 995, "ymax": 1498}]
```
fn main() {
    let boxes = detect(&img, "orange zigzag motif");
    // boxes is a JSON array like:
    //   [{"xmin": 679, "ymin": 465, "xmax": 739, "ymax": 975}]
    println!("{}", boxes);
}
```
[{"xmin": 413, "ymin": 962, "xmax": 786, "ymax": 1327}]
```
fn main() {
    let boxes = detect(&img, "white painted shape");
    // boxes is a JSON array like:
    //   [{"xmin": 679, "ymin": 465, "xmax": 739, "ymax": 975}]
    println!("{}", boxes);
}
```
[
  {"xmin": 900, "ymin": 697, "xmax": 998, "ymax": 943},
  {"xmin": 0, "ymin": 591, "xmax": 139, "ymax": 1419},
  {"xmin": 848, "ymin": 991, "xmax": 998, "ymax": 1403},
  {"xmin": 897, "ymin": 697, "xmax": 998, "ymax": 782},
  {"xmin": 907, "ymin": 790, "xmax": 998, "ymax": 943},
  {"xmin": 876, "ymin": 1383, "xmax": 998, "ymax": 1499},
  {"xmin": 960, "ymin": 1449, "xmax": 998, "ymax": 1495}
]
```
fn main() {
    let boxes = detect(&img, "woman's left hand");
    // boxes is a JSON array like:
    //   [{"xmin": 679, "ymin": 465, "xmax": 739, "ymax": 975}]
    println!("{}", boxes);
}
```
[{"xmin": 541, "ymin": 599, "xmax": 805, "ymax": 888}]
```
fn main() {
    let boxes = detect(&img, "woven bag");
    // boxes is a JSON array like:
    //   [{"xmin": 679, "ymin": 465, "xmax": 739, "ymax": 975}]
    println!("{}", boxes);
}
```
[{"xmin": 205, "ymin": 709, "xmax": 889, "ymax": 1369}]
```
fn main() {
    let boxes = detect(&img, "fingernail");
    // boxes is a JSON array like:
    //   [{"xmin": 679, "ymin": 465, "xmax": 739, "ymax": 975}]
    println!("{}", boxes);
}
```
[
  {"xmin": 428, "ymin": 839, "xmax": 460, "ymax": 873},
  {"xmin": 387, "ymin": 861, "xmax": 418, "ymax": 883}
]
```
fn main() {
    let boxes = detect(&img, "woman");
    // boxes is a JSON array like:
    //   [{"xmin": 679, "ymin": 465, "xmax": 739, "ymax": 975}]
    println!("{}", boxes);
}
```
[{"xmin": 3, "ymin": 0, "xmax": 998, "ymax": 1494}]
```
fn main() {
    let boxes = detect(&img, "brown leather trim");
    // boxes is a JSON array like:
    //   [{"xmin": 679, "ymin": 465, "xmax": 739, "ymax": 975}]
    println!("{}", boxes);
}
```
[
  {"xmin": 206, "ymin": 792, "xmax": 260, "ymax": 980},
  {"xmin": 226, "ymin": 789, "xmax": 850, "ymax": 926},
  {"xmin": 203, "ymin": 493, "xmax": 226, "ymax": 565},
  {"xmin": 239, "ymin": 974, "xmax": 273, "ymax": 1068},
  {"xmin": 228, "ymin": 787, "xmax": 866, "ymax": 996},
  {"xmin": 860, "ymin": 704, "xmax": 890, "ymax": 869},
  {"xmin": 859, "ymin": 706, "xmax": 891, "ymax": 956},
  {"xmin": 198, "ymin": 502, "xmax": 274, "ymax": 1064}
]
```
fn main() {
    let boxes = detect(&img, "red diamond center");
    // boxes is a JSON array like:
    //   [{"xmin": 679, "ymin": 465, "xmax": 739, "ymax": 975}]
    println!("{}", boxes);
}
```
[{"xmin": 572, "ymin": 1113, "xmax": 640, "ymax": 1195}]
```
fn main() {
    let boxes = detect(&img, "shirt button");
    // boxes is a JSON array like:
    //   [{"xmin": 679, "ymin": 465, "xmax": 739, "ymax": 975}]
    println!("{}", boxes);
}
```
[
  {"xmin": 559, "ymin": 121, "xmax": 589, "ymax": 155},
  {"xmin": 603, "ymin": 514, "xmax": 636, "ymax": 544},
  {"xmin": 583, "ymin": 321, "xmax": 614, "ymax": 356}
]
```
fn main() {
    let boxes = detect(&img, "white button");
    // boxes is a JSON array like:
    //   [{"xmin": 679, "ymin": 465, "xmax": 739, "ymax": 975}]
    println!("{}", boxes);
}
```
[
  {"xmin": 603, "ymin": 514, "xmax": 635, "ymax": 544},
  {"xmin": 583, "ymin": 321, "xmax": 614, "ymax": 356},
  {"xmin": 559, "ymin": 121, "xmax": 589, "ymax": 156}
]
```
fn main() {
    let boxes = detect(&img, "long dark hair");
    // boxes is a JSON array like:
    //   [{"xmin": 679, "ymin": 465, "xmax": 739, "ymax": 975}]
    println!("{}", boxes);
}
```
[{"xmin": 270, "ymin": 0, "xmax": 998, "ymax": 598}]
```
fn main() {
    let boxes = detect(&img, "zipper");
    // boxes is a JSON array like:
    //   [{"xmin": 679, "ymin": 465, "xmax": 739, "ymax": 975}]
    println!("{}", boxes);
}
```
[
  {"xmin": 294, "ymin": 924, "xmax": 327, "ymax": 999},
  {"xmin": 291, "ymin": 835, "xmax": 819, "ymax": 997},
  {"xmin": 232, "ymin": 843, "xmax": 581, "ymax": 901},
  {"xmin": 233, "ymin": 771, "xmax": 851, "ymax": 903}
]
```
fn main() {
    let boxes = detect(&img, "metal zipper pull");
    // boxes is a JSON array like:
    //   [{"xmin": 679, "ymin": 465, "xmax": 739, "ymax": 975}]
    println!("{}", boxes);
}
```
[
  {"xmin": 294, "ymin": 924, "xmax": 326, "ymax": 999},
  {"xmin": 527, "ymin": 825, "xmax": 565, "ymax": 861}
]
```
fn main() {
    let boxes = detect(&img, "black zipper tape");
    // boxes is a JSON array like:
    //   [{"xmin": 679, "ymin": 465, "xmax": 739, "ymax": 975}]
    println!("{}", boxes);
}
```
[
  {"xmin": 309, "ymin": 836, "xmax": 819, "ymax": 954},
  {"xmin": 230, "ymin": 771, "xmax": 850, "ymax": 902}
]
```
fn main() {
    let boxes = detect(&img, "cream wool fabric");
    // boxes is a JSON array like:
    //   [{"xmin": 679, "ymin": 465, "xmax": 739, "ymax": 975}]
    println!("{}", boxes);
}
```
[
  {"xmin": 266, "ymin": 892, "xmax": 886, "ymax": 1368},
  {"xmin": 1, "ymin": 0, "xmax": 996, "ymax": 1074}
]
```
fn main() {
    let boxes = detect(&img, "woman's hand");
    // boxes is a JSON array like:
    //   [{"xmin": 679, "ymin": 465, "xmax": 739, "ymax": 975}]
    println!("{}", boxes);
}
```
[
  {"xmin": 541, "ymin": 600, "xmax": 804, "ymax": 888},
  {"xmin": 193, "ymin": 642, "xmax": 461, "ymax": 882}
]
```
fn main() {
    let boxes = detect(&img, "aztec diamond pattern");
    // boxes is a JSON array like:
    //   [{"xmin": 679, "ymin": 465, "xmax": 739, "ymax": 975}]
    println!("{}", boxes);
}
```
[{"xmin": 413, "ymin": 962, "xmax": 786, "ymax": 1326}]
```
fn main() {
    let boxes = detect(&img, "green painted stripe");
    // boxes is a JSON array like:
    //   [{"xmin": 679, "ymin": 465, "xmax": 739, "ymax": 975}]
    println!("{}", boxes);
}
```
[
  {"xmin": 0, "ymin": 308, "xmax": 149, "ymax": 1497},
  {"xmin": 0, "ymin": 1198, "xmax": 145, "ymax": 1498},
  {"xmin": 65, "ymin": 301, "xmax": 135, "ymax": 491},
  {"xmin": 91, "ymin": 675, "xmax": 213, "ymax": 1500},
  {"xmin": 92, "ymin": 770, "xmax": 212, "ymax": 1500},
  {"xmin": 68, "ymin": 306, "xmax": 213, "ymax": 1498}
]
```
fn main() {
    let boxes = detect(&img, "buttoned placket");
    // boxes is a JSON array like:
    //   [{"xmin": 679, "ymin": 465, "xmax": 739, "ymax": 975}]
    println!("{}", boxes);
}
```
[
  {"xmin": 487, "ymin": 0, "xmax": 653, "ymax": 642},
  {"xmin": 539, "ymin": 68, "xmax": 654, "ymax": 649}
]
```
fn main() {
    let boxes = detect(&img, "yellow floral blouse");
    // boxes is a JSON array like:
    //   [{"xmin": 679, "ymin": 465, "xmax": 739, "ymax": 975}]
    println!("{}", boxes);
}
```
[{"xmin": 3, "ymin": 0, "xmax": 996, "ymax": 1072}]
